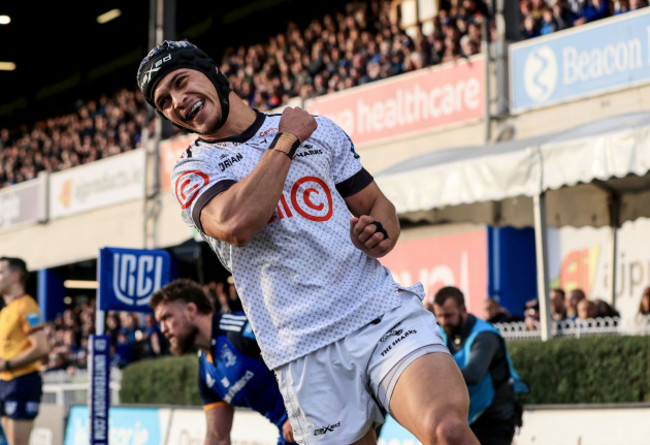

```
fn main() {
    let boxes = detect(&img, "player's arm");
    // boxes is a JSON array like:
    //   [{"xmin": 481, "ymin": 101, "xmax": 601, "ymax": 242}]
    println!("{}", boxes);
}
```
[
  {"xmin": 200, "ymin": 107, "xmax": 317, "ymax": 246},
  {"xmin": 344, "ymin": 180, "xmax": 400, "ymax": 258},
  {"xmin": 204, "ymin": 403, "xmax": 235, "ymax": 445},
  {"xmin": 0, "ymin": 329, "xmax": 49, "ymax": 371}
]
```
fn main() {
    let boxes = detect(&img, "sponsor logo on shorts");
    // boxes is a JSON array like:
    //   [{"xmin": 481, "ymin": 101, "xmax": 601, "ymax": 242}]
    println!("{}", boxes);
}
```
[
  {"xmin": 314, "ymin": 421, "xmax": 341, "ymax": 436},
  {"xmin": 380, "ymin": 329, "xmax": 418, "ymax": 357},
  {"xmin": 26, "ymin": 402, "xmax": 40, "ymax": 415},
  {"xmin": 380, "ymin": 328, "xmax": 403, "ymax": 343}
]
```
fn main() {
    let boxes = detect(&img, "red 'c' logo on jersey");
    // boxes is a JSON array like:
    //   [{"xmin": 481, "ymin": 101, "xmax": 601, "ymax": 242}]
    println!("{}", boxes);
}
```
[
  {"xmin": 175, "ymin": 170, "xmax": 209, "ymax": 209},
  {"xmin": 290, "ymin": 176, "xmax": 333, "ymax": 222}
]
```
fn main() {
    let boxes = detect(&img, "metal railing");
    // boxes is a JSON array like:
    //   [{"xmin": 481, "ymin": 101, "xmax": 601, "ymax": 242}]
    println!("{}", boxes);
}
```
[
  {"xmin": 495, "ymin": 315, "xmax": 650, "ymax": 341},
  {"xmin": 42, "ymin": 368, "xmax": 122, "ymax": 418}
]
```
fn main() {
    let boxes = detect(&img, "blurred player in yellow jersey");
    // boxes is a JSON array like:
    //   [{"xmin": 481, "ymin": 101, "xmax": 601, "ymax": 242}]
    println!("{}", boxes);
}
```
[{"xmin": 0, "ymin": 257, "xmax": 49, "ymax": 445}]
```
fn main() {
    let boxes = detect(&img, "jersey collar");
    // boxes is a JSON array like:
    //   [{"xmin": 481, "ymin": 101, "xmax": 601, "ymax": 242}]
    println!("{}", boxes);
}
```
[{"xmin": 197, "ymin": 110, "xmax": 266, "ymax": 145}]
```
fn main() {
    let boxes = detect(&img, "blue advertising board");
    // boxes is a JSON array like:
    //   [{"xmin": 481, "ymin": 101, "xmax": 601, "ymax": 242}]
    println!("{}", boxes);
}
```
[
  {"xmin": 89, "ymin": 335, "xmax": 111, "ymax": 445},
  {"xmin": 65, "ymin": 406, "xmax": 164, "ymax": 445},
  {"xmin": 378, "ymin": 415, "xmax": 421, "ymax": 445},
  {"xmin": 98, "ymin": 247, "xmax": 171, "ymax": 312},
  {"xmin": 510, "ymin": 9, "xmax": 650, "ymax": 112}
]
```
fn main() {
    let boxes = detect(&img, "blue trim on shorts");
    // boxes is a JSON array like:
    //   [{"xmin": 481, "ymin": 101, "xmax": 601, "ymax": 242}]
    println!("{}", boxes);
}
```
[{"xmin": 0, "ymin": 372, "xmax": 43, "ymax": 420}]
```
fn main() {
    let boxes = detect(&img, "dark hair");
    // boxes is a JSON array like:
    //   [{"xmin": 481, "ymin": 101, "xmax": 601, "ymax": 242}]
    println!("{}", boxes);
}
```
[
  {"xmin": 136, "ymin": 40, "xmax": 231, "ymax": 131},
  {"xmin": 570, "ymin": 288, "xmax": 586, "ymax": 300},
  {"xmin": 638, "ymin": 286, "xmax": 650, "ymax": 314},
  {"xmin": 551, "ymin": 287, "xmax": 565, "ymax": 298},
  {"xmin": 149, "ymin": 278, "xmax": 213, "ymax": 315},
  {"xmin": 433, "ymin": 286, "xmax": 466, "ymax": 307},
  {"xmin": 0, "ymin": 256, "xmax": 29, "ymax": 286}
]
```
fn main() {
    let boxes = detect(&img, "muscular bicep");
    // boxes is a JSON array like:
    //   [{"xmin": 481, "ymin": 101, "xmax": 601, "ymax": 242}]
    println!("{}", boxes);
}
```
[{"xmin": 205, "ymin": 403, "xmax": 235, "ymax": 445}]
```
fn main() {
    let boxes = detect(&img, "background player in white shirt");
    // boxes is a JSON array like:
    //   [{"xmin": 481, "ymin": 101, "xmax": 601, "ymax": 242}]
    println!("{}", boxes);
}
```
[{"xmin": 138, "ymin": 40, "xmax": 479, "ymax": 445}]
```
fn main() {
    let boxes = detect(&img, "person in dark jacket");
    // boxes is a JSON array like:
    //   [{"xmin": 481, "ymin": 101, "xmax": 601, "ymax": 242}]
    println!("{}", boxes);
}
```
[{"xmin": 431, "ymin": 286, "xmax": 528, "ymax": 445}]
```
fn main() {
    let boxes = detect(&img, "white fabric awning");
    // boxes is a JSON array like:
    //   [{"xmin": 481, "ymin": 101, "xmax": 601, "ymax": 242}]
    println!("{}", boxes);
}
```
[{"xmin": 375, "ymin": 112, "xmax": 650, "ymax": 228}]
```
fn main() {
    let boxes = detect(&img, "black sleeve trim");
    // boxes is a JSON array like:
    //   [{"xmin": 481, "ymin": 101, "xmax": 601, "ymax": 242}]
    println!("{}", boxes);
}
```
[
  {"xmin": 336, "ymin": 168, "xmax": 374, "ymax": 198},
  {"xmin": 192, "ymin": 180, "xmax": 237, "ymax": 232}
]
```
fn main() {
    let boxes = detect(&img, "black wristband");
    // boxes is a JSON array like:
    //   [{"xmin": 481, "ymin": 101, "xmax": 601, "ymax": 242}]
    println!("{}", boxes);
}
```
[
  {"xmin": 268, "ymin": 132, "xmax": 301, "ymax": 159},
  {"xmin": 369, "ymin": 221, "xmax": 389, "ymax": 240},
  {"xmin": 4, "ymin": 360, "xmax": 11, "ymax": 370}
]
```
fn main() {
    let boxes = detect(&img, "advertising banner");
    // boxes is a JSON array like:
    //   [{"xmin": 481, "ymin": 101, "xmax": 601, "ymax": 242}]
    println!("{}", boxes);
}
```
[
  {"xmin": 0, "ymin": 177, "xmax": 44, "ymax": 231},
  {"xmin": 48, "ymin": 149, "xmax": 145, "ymax": 219},
  {"xmin": 159, "ymin": 134, "xmax": 195, "ymax": 191},
  {"xmin": 379, "ymin": 229, "xmax": 488, "ymax": 314},
  {"xmin": 510, "ymin": 9, "xmax": 650, "ymax": 112},
  {"xmin": 65, "ymin": 406, "xmax": 170, "ymax": 445},
  {"xmin": 306, "ymin": 55, "xmax": 485, "ymax": 146},
  {"xmin": 547, "ymin": 217, "xmax": 650, "ymax": 326},
  {"xmin": 89, "ymin": 335, "xmax": 111, "ymax": 445},
  {"xmin": 98, "ymin": 247, "xmax": 171, "ymax": 312}
]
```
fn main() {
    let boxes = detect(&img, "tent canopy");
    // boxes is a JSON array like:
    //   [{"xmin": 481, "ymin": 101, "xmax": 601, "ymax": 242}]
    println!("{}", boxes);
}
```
[{"xmin": 375, "ymin": 111, "xmax": 650, "ymax": 229}]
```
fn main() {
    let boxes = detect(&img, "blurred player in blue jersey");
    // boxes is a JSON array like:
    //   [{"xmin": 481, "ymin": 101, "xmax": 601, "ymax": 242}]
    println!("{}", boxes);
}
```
[{"xmin": 150, "ymin": 278, "xmax": 296, "ymax": 445}]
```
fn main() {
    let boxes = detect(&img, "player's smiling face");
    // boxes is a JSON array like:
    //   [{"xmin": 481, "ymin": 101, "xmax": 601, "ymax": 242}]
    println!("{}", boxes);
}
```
[{"xmin": 154, "ymin": 68, "xmax": 223, "ymax": 134}]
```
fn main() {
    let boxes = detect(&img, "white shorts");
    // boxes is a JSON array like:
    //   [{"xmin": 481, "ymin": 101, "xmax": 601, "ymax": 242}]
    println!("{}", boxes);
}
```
[{"xmin": 275, "ymin": 289, "xmax": 449, "ymax": 444}]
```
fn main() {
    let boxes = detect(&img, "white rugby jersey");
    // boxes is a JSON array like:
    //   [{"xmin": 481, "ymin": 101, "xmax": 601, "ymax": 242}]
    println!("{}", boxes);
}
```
[{"xmin": 171, "ymin": 111, "xmax": 411, "ymax": 369}]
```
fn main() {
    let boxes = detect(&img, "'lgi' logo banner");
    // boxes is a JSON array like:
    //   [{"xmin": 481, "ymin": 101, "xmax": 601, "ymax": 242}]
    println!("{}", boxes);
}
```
[{"xmin": 99, "ymin": 247, "xmax": 171, "ymax": 312}]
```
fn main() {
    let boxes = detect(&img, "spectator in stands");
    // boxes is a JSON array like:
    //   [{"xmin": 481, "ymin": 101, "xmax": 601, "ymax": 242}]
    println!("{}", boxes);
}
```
[
  {"xmin": 523, "ymin": 298, "xmax": 540, "ymax": 330},
  {"xmin": 552, "ymin": 0, "xmax": 574, "ymax": 30},
  {"xmin": 572, "ymin": 0, "xmax": 611, "ymax": 26},
  {"xmin": 549, "ymin": 288, "xmax": 567, "ymax": 321},
  {"xmin": 482, "ymin": 298, "xmax": 525, "ymax": 324},
  {"xmin": 567, "ymin": 288, "xmax": 586, "ymax": 320},
  {"xmin": 142, "ymin": 313, "xmax": 169, "ymax": 357},
  {"xmin": 637, "ymin": 286, "xmax": 650, "ymax": 316},
  {"xmin": 520, "ymin": 14, "xmax": 541, "ymax": 39},
  {"xmin": 593, "ymin": 298, "xmax": 619, "ymax": 318},
  {"xmin": 104, "ymin": 312, "xmax": 121, "ymax": 347},
  {"xmin": 629, "ymin": 0, "xmax": 649, "ymax": 10},
  {"xmin": 113, "ymin": 329, "xmax": 135, "ymax": 369},
  {"xmin": 576, "ymin": 298, "xmax": 597, "ymax": 321},
  {"xmin": 539, "ymin": 6, "xmax": 559, "ymax": 34},
  {"xmin": 611, "ymin": 0, "xmax": 631, "ymax": 13}
]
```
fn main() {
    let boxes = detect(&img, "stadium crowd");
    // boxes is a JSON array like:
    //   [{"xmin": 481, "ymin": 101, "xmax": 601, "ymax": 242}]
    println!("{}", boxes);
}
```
[
  {"xmin": 519, "ymin": 0, "xmax": 648, "ymax": 39},
  {"xmin": 1, "ymin": 0, "xmax": 490, "ymax": 190},
  {"xmin": 1, "ymin": 0, "xmax": 649, "ymax": 189}
]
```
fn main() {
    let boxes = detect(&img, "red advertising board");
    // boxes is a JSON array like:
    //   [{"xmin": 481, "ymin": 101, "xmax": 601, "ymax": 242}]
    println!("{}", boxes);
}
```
[
  {"xmin": 306, "ymin": 56, "xmax": 485, "ymax": 146},
  {"xmin": 160, "ymin": 134, "xmax": 196, "ymax": 190},
  {"xmin": 380, "ymin": 229, "xmax": 488, "ymax": 315}
]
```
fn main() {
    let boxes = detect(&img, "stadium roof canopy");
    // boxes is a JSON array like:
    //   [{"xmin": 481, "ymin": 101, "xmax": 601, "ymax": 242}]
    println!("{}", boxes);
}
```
[
  {"xmin": 375, "ymin": 111, "xmax": 650, "ymax": 229},
  {"xmin": 0, "ymin": 0, "xmax": 349, "ymax": 129}
]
